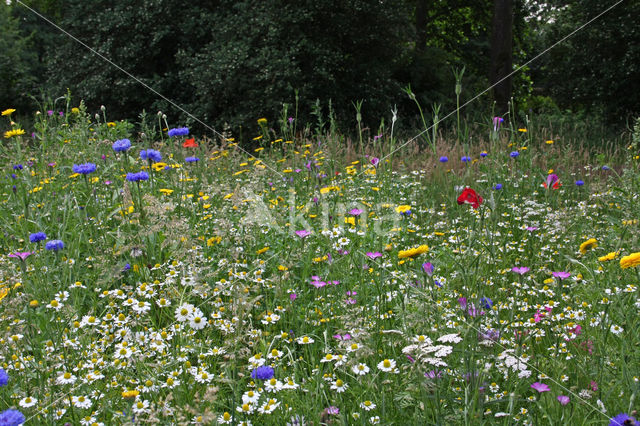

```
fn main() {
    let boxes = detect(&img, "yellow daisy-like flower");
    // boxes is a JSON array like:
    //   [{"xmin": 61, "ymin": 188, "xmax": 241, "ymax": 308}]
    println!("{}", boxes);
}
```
[
  {"xmin": 395, "ymin": 205, "xmax": 411, "ymax": 214},
  {"xmin": 545, "ymin": 140, "xmax": 554, "ymax": 145},
  {"xmin": 257, "ymin": 118, "xmax": 267, "ymax": 125},
  {"xmin": 398, "ymin": 244, "xmax": 429, "ymax": 259},
  {"xmin": 598, "ymin": 252, "xmax": 618, "ymax": 262},
  {"xmin": 4, "ymin": 128, "xmax": 25, "ymax": 138},
  {"xmin": 579, "ymin": 238, "xmax": 597, "ymax": 254},
  {"xmin": 121, "ymin": 390, "xmax": 139, "ymax": 399},
  {"xmin": 518, "ymin": 128, "xmax": 527, "ymax": 133},
  {"xmin": 620, "ymin": 252, "xmax": 640, "ymax": 269},
  {"xmin": 2, "ymin": 108, "xmax": 16, "ymax": 116}
]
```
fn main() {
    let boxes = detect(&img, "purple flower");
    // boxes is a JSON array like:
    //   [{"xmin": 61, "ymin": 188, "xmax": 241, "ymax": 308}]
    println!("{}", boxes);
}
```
[
  {"xmin": 479, "ymin": 297, "xmax": 493, "ymax": 309},
  {"xmin": 45, "ymin": 240, "xmax": 64, "ymax": 251},
  {"xmin": 185, "ymin": 156, "xmax": 199, "ymax": 163},
  {"xmin": 349, "ymin": 208, "xmax": 363, "ymax": 216},
  {"xmin": 526, "ymin": 226, "xmax": 538, "ymax": 231},
  {"xmin": 425, "ymin": 370, "xmax": 443, "ymax": 379},
  {"xmin": 512, "ymin": 266, "xmax": 530, "ymax": 275},
  {"xmin": 546, "ymin": 173, "xmax": 559, "ymax": 187},
  {"xmin": 251, "ymin": 365, "xmax": 274, "ymax": 380},
  {"xmin": 140, "ymin": 149, "xmax": 162, "ymax": 163},
  {"xmin": 167, "ymin": 127, "xmax": 189, "ymax": 137},
  {"xmin": 366, "ymin": 252, "xmax": 382, "ymax": 259},
  {"xmin": 531, "ymin": 382, "xmax": 550, "ymax": 393},
  {"xmin": 0, "ymin": 368, "xmax": 8, "ymax": 386},
  {"xmin": 610, "ymin": 413, "xmax": 639, "ymax": 426},
  {"xmin": 557, "ymin": 395, "xmax": 570, "ymax": 406},
  {"xmin": 8, "ymin": 252, "xmax": 33, "ymax": 261},
  {"xmin": 493, "ymin": 183, "xmax": 503, "ymax": 190},
  {"xmin": 295, "ymin": 230, "xmax": 311, "ymax": 238},
  {"xmin": 602, "ymin": 165, "xmax": 610, "ymax": 171},
  {"xmin": 72, "ymin": 162, "xmax": 97, "ymax": 175},
  {"xmin": 126, "ymin": 172, "xmax": 150, "ymax": 182},
  {"xmin": 492, "ymin": 116, "xmax": 504, "ymax": 131},
  {"xmin": 510, "ymin": 151, "xmax": 520, "ymax": 158},
  {"xmin": 457, "ymin": 297, "xmax": 467, "ymax": 309},
  {"xmin": 575, "ymin": 180, "xmax": 584, "ymax": 186},
  {"xmin": 461, "ymin": 156, "xmax": 471, "ymax": 163},
  {"xmin": 439, "ymin": 156, "xmax": 448, "ymax": 163},
  {"xmin": 112, "ymin": 139, "xmax": 131, "ymax": 152},
  {"xmin": 422, "ymin": 262, "xmax": 434, "ymax": 276},
  {"xmin": 552, "ymin": 271, "xmax": 571, "ymax": 280},
  {"xmin": 327, "ymin": 406, "xmax": 339, "ymax": 415},
  {"xmin": 480, "ymin": 151, "xmax": 488, "ymax": 158},
  {"xmin": 0, "ymin": 409, "xmax": 25, "ymax": 426},
  {"xmin": 370, "ymin": 157, "xmax": 380, "ymax": 167},
  {"xmin": 29, "ymin": 232, "xmax": 47, "ymax": 243}
]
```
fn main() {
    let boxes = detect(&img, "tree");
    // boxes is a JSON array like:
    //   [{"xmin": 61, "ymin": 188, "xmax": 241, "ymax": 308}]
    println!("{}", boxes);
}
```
[{"xmin": 490, "ymin": 0, "xmax": 513, "ymax": 117}]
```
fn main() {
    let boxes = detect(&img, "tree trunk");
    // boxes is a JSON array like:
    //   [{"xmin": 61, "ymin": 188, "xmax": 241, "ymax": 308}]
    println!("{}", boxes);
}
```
[
  {"xmin": 490, "ymin": 0, "xmax": 513, "ymax": 117},
  {"xmin": 415, "ymin": 0, "xmax": 428, "ymax": 54}
]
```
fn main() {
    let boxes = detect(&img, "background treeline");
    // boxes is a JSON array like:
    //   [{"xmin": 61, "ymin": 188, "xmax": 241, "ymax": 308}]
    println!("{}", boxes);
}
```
[{"xmin": 1, "ymin": 0, "xmax": 639, "ymax": 140}]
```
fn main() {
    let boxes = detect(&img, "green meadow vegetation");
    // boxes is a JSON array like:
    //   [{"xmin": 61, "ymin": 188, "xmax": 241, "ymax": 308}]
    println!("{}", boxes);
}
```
[{"xmin": 0, "ymin": 97, "xmax": 639, "ymax": 425}]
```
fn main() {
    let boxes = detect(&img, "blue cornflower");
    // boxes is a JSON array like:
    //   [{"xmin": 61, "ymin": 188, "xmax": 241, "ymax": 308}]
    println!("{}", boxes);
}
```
[
  {"xmin": 29, "ymin": 232, "xmax": 47, "ymax": 243},
  {"xmin": 575, "ymin": 180, "xmax": 584, "ymax": 186},
  {"xmin": 10, "ymin": 174, "xmax": 16, "ymax": 179},
  {"xmin": 72, "ymin": 162, "xmax": 97, "ymax": 175},
  {"xmin": 480, "ymin": 152, "xmax": 488, "ymax": 158},
  {"xmin": 185, "ymin": 156, "xmax": 199, "ymax": 163},
  {"xmin": 461, "ymin": 156, "xmax": 471, "ymax": 163},
  {"xmin": 0, "ymin": 409, "xmax": 26, "ymax": 426},
  {"xmin": 112, "ymin": 138, "xmax": 132, "ymax": 152},
  {"xmin": 126, "ymin": 172, "xmax": 150, "ymax": 182},
  {"xmin": 609, "ymin": 413, "xmax": 639, "ymax": 426},
  {"xmin": 251, "ymin": 365, "xmax": 274, "ymax": 380},
  {"xmin": 13, "ymin": 164, "xmax": 23, "ymax": 170},
  {"xmin": 0, "ymin": 368, "xmax": 8, "ymax": 386},
  {"xmin": 140, "ymin": 149, "xmax": 162, "ymax": 163},
  {"xmin": 510, "ymin": 151, "xmax": 519, "ymax": 158},
  {"xmin": 439, "ymin": 156, "xmax": 448, "ymax": 163},
  {"xmin": 167, "ymin": 127, "xmax": 189, "ymax": 137},
  {"xmin": 45, "ymin": 240, "xmax": 64, "ymax": 251},
  {"xmin": 479, "ymin": 297, "xmax": 493, "ymax": 309},
  {"xmin": 493, "ymin": 183, "xmax": 503, "ymax": 190},
  {"xmin": 123, "ymin": 263, "xmax": 131, "ymax": 272},
  {"xmin": 602, "ymin": 165, "xmax": 610, "ymax": 171}
]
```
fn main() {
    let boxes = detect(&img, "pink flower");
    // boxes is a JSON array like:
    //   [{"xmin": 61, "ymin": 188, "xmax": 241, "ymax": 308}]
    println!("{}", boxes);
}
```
[
  {"xmin": 590, "ymin": 380, "xmax": 598, "ymax": 392},
  {"xmin": 8, "ymin": 252, "xmax": 33, "ymax": 261},
  {"xmin": 289, "ymin": 293, "xmax": 297, "ymax": 301},
  {"xmin": 295, "ymin": 230, "xmax": 311, "ymax": 238},
  {"xmin": 533, "ymin": 310, "xmax": 545, "ymax": 323},
  {"xmin": 557, "ymin": 395, "xmax": 570, "ymax": 405},
  {"xmin": 531, "ymin": 382, "xmax": 550, "ymax": 393},
  {"xmin": 512, "ymin": 266, "xmax": 530, "ymax": 275},
  {"xmin": 366, "ymin": 252, "xmax": 382, "ymax": 259},
  {"xmin": 552, "ymin": 271, "xmax": 571, "ymax": 280},
  {"xmin": 327, "ymin": 406, "xmax": 339, "ymax": 415},
  {"xmin": 349, "ymin": 208, "xmax": 363, "ymax": 216},
  {"xmin": 333, "ymin": 333, "xmax": 351, "ymax": 341}
]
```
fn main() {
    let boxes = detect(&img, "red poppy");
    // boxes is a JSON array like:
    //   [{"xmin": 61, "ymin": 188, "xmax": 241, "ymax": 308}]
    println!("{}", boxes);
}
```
[
  {"xmin": 183, "ymin": 138, "xmax": 198, "ymax": 148},
  {"xmin": 457, "ymin": 187, "xmax": 483, "ymax": 209}
]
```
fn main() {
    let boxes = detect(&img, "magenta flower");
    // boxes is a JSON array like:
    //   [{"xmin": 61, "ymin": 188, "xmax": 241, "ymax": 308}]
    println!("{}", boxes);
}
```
[
  {"xmin": 422, "ymin": 262, "xmax": 434, "ymax": 276},
  {"xmin": 512, "ymin": 266, "xmax": 530, "ymax": 275},
  {"xmin": 557, "ymin": 395, "xmax": 570, "ymax": 405},
  {"xmin": 295, "ymin": 230, "xmax": 311, "ymax": 238},
  {"xmin": 327, "ymin": 406, "xmax": 340, "ymax": 415},
  {"xmin": 289, "ymin": 293, "xmax": 297, "ymax": 301},
  {"xmin": 333, "ymin": 333, "xmax": 351, "ymax": 340},
  {"xmin": 552, "ymin": 271, "xmax": 571, "ymax": 280},
  {"xmin": 370, "ymin": 157, "xmax": 380, "ymax": 167},
  {"xmin": 531, "ymin": 382, "xmax": 550, "ymax": 393},
  {"xmin": 526, "ymin": 226, "xmax": 538, "ymax": 231},
  {"xmin": 349, "ymin": 208, "xmax": 363, "ymax": 216},
  {"xmin": 8, "ymin": 252, "xmax": 34, "ymax": 261},
  {"xmin": 366, "ymin": 252, "xmax": 382, "ymax": 259}
]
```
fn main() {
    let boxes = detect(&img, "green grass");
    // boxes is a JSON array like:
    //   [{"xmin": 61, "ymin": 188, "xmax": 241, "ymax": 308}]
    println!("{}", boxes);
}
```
[{"xmin": 0, "ymin": 103, "xmax": 639, "ymax": 425}]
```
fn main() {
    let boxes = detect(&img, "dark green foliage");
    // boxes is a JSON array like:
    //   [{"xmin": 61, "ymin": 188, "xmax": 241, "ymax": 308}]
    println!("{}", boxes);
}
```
[
  {"xmin": 0, "ymin": 4, "xmax": 38, "ymax": 112},
  {"xmin": 532, "ymin": 0, "xmax": 640, "ymax": 122},
  {"xmin": 181, "ymin": 0, "xmax": 409, "ymax": 137}
]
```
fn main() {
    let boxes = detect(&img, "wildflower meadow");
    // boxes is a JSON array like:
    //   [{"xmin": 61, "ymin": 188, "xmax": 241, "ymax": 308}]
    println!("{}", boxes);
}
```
[{"xmin": 1, "ymin": 101, "xmax": 639, "ymax": 426}]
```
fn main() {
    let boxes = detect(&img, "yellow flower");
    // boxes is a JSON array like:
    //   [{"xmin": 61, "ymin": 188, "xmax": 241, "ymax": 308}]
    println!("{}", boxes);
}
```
[
  {"xmin": 598, "ymin": 252, "xmax": 618, "ymax": 262},
  {"xmin": 518, "ymin": 128, "xmax": 527, "ymax": 133},
  {"xmin": 159, "ymin": 188, "xmax": 174, "ymax": 195},
  {"xmin": 545, "ymin": 140, "xmax": 554, "ymax": 145},
  {"xmin": 2, "ymin": 108, "xmax": 16, "ymax": 116},
  {"xmin": 257, "ymin": 118, "xmax": 267, "ymax": 125},
  {"xmin": 256, "ymin": 247, "xmax": 269, "ymax": 255},
  {"xmin": 579, "ymin": 238, "xmax": 597, "ymax": 254},
  {"xmin": 395, "ymin": 205, "xmax": 411, "ymax": 214},
  {"xmin": 4, "ymin": 128, "xmax": 25, "ymax": 138},
  {"xmin": 620, "ymin": 252, "xmax": 640, "ymax": 269},
  {"xmin": 398, "ymin": 244, "xmax": 429, "ymax": 259},
  {"xmin": 121, "ymin": 390, "xmax": 140, "ymax": 399},
  {"xmin": 71, "ymin": 107, "xmax": 80, "ymax": 114}
]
